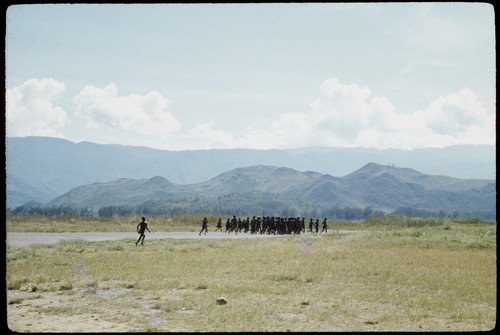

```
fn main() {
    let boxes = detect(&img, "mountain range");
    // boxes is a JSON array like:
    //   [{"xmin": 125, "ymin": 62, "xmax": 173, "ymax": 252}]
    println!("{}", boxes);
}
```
[
  {"xmin": 5, "ymin": 136, "xmax": 496, "ymax": 209},
  {"xmin": 42, "ymin": 163, "xmax": 496, "ymax": 218}
]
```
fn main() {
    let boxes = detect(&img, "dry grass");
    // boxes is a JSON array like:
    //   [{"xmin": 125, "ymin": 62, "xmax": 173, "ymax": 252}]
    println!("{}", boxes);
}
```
[
  {"xmin": 6, "ymin": 217, "xmax": 496, "ymax": 332},
  {"xmin": 6, "ymin": 214, "xmax": 225, "ymax": 232}
]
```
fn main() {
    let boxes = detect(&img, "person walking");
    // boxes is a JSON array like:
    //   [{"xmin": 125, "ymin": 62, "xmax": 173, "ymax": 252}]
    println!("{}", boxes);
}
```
[
  {"xmin": 199, "ymin": 217, "xmax": 209, "ymax": 235},
  {"xmin": 136, "ymin": 217, "xmax": 150, "ymax": 246}
]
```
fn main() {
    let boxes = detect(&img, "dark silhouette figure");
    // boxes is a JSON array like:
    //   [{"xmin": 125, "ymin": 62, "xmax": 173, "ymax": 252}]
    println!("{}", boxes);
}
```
[
  {"xmin": 320, "ymin": 218, "xmax": 328, "ymax": 234},
  {"xmin": 136, "ymin": 217, "xmax": 150, "ymax": 246},
  {"xmin": 215, "ymin": 218, "xmax": 223, "ymax": 232},
  {"xmin": 230, "ymin": 215, "xmax": 238, "ymax": 235},
  {"xmin": 314, "ymin": 219, "xmax": 319, "ymax": 234},
  {"xmin": 200, "ymin": 217, "xmax": 208, "ymax": 235}
]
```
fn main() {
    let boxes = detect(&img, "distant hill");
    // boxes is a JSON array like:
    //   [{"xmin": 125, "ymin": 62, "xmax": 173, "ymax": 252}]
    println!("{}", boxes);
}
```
[
  {"xmin": 5, "ymin": 136, "xmax": 496, "ymax": 208},
  {"xmin": 46, "ymin": 164, "xmax": 496, "ymax": 218}
]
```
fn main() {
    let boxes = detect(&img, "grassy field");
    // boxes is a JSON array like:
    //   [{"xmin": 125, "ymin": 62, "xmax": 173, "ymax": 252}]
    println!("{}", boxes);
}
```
[
  {"xmin": 6, "ymin": 215, "xmax": 497, "ymax": 332},
  {"xmin": 5, "ymin": 214, "xmax": 211, "ymax": 232}
]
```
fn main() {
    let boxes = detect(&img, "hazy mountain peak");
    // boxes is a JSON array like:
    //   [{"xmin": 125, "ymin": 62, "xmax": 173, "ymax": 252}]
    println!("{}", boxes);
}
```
[
  {"xmin": 40, "ymin": 164, "xmax": 495, "ymax": 219},
  {"xmin": 6, "ymin": 136, "xmax": 495, "ymax": 208},
  {"xmin": 145, "ymin": 176, "xmax": 173, "ymax": 186},
  {"xmin": 347, "ymin": 162, "xmax": 423, "ymax": 179}
]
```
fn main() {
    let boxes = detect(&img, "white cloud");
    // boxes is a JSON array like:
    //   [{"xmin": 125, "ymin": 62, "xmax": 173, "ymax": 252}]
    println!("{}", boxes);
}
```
[
  {"xmin": 302, "ymin": 78, "xmax": 495, "ymax": 149},
  {"xmin": 6, "ymin": 77, "xmax": 495, "ymax": 151},
  {"xmin": 179, "ymin": 121, "xmax": 238, "ymax": 150},
  {"xmin": 6, "ymin": 78, "xmax": 67, "ymax": 137},
  {"xmin": 420, "ymin": 88, "xmax": 491, "ymax": 135},
  {"xmin": 74, "ymin": 83, "xmax": 182, "ymax": 136},
  {"xmin": 233, "ymin": 77, "xmax": 495, "ymax": 150},
  {"xmin": 414, "ymin": 87, "xmax": 495, "ymax": 147},
  {"xmin": 308, "ymin": 78, "xmax": 373, "ymax": 143},
  {"xmin": 166, "ymin": 77, "xmax": 495, "ymax": 150},
  {"xmin": 239, "ymin": 112, "xmax": 312, "ymax": 149}
]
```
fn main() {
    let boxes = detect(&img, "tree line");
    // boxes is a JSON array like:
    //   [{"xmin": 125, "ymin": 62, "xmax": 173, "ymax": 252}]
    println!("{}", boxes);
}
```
[{"xmin": 6, "ymin": 201, "xmax": 495, "ymax": 221}]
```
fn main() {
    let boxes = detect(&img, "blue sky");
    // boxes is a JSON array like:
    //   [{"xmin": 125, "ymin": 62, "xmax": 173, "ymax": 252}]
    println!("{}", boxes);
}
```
[{"xmin": 6, "ymin": 3, "xmax": 496, "ymax": 150}]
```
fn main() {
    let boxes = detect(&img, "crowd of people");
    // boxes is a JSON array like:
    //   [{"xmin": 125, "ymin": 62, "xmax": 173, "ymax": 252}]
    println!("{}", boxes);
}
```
[
  {"xmin": 202, "ymin": 215, "xmax": 329, "ymax": 235},
  {"xmin": 136, "ymin": 216, "xmax": 329, "ymax": 246}
]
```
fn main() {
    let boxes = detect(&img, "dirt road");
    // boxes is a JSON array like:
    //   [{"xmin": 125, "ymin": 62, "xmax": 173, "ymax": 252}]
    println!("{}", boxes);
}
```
[{"xmin": 6, "ymin": 231, "xmax": 286, "ymax": 247}]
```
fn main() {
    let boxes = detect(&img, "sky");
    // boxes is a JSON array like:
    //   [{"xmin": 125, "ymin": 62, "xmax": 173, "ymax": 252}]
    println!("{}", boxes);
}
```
[{"xmin": 5, "ymin": 3, "xmax": 496, "ymax": 151}]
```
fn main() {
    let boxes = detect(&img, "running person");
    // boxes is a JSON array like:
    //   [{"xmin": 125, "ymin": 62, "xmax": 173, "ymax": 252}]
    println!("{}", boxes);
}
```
[
  {"xmin": 215, "ymin": 218, "xmax": 223, "ymax": 232},
  {"xmin": 199, "ymin": 217, "xmax": 208, "ymax": 235},
  {"xmin": 136, "ymin": 217, "xmax": 150, "ymax": 246},
  {"xmin": 320, "ymin": 218, "xmax": 328, "ymax": 234}
]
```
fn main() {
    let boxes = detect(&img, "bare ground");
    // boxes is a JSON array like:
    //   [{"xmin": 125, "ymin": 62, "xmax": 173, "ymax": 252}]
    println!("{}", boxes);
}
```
[{"xmin": 8, "ymin": 288, "xmax": 148, "ymax": 332}]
